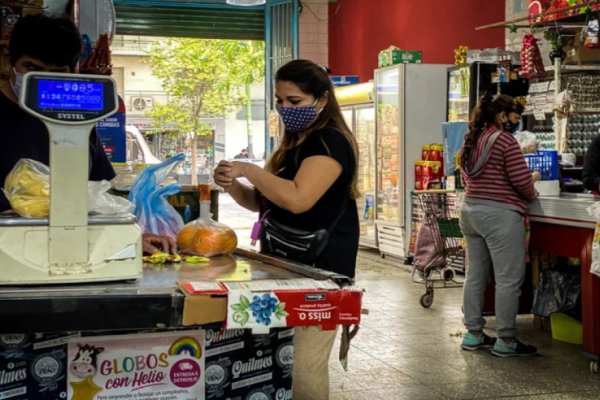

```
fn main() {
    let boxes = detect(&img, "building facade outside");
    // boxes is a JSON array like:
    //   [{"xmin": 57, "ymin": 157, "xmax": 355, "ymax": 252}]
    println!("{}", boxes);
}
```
[{"xmin": 110, "ymin": 35, "xmax": 267, "ymax": 168}]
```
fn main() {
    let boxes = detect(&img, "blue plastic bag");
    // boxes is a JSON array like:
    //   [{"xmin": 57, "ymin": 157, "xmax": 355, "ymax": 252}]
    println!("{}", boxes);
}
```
[{"xmin": 129, "ymin": 154, "xmax": 185, "ymax": 239}]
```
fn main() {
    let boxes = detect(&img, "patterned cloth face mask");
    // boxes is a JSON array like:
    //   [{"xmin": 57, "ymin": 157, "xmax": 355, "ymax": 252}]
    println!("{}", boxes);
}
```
[{"xmin": 276, "ymin": 99, "xmax": 321, "ymax": 133}]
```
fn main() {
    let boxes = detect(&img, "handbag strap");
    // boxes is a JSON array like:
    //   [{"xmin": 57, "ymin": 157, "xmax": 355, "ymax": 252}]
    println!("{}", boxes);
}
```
[{"xmin": 262, "ymin": 196, "xmax": 349, "ymax": 234}]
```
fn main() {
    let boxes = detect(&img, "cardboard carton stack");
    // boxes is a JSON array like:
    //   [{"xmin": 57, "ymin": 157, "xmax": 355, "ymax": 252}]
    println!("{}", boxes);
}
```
[{"xmin": 415, "ymin": 144, "xmax": 444, "ymax": 190}]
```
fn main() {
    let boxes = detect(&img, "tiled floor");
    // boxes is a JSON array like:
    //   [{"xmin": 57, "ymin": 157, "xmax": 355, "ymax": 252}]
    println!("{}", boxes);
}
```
[
  {"xmin": 218, "ymin": 195, "xmax": 600, "ymax": 399},
  {"xmin": 329, "ymin": 249, "xmax": 600, "ymax": 400}
]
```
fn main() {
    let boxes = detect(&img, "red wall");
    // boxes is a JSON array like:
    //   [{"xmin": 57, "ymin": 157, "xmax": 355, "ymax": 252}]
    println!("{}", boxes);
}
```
[{"xmin": 328, "ymin": 0, "xmax": 505, "ymax": 82}]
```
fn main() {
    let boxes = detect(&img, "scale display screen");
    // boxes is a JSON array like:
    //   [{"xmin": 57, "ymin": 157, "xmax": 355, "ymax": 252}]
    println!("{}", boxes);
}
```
[
  {"xmin": 21, "ymin": 72, "xmax": 117, "ymax": 123},
  {"xmin": 37, "ymin": 80, "xmax": 104, "ymax": 111}
]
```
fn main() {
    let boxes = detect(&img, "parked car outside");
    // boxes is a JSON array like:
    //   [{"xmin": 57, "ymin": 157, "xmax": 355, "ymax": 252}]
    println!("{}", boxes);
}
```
[{"xmin": 126, "ymin": 125, "xmax": 161, "ymax": 165}]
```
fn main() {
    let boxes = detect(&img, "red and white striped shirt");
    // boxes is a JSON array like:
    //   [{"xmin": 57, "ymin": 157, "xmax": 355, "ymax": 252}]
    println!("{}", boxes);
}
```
[{"xmin": 462, "ymin": 126, "xmax": 536, "ymax": 212}]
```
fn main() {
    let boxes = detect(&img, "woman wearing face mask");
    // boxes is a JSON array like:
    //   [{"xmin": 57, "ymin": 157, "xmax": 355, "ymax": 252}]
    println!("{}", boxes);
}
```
[
  {"xmin": 503, "ymin": 109, "xmax": 522, "ymax": 135},
  {"xmin": 458, "ymin": 93, "xmax": 540, "ymax": 357},
  {"xmin": 214, "ymin": 59, "xmax": 359, "ymax": 400}
]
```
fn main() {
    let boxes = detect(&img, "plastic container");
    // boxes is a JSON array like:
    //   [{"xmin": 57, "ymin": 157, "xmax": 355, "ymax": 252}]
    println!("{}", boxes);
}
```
[
  {"xmin": 524, "ymin": 150, "xmax": 559, "ymax": 181},
  {"xmin": 550, "ymin": 312, "xmax": 583, "ymax": 345}
]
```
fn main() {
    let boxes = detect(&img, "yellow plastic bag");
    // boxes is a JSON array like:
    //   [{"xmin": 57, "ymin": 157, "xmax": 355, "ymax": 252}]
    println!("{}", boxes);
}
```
[
  {"xmin": 3, "ymin": 158, "xmax": 134, "ymax": 218},
  {"xmin": 4, "ymin": 159, "xmax": 50, "ymax": 217}
]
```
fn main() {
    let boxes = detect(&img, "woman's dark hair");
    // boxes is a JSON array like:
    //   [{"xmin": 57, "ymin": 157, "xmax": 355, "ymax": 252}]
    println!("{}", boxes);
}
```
[
  {"xmin": 9, "ymin": 14, "xmax": 82, "ymax": 70},
  {"xmin": 459, "ymin": 93, "xmax": 524, "ymax": 171},
  {"xmin": 267, "ymin": 59, "xmax": 360, "ymax": 199}
]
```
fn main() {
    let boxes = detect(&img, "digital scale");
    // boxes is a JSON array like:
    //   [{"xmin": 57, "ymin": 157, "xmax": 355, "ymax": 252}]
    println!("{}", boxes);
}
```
[{"xmin": 0, "ymin": 72, "xmax": 142, "ymax": 284}]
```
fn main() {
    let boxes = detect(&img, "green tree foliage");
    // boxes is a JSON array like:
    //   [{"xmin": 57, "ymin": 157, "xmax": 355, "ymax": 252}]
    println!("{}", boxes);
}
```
[{"xmin": 146, "ymin": 38, "xmax": 264, "ymax": 184}]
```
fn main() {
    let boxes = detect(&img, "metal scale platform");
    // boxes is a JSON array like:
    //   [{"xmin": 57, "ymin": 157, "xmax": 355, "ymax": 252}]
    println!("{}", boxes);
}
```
[{"xmin": 0, "ymin": 72, "xmax": 142, "ymax": 284}]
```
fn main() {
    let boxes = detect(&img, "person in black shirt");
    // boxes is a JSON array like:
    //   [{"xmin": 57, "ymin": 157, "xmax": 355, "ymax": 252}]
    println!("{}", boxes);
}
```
[
  {"xmin": 214, "ymin": 59, "xmax": 359, "ymax": 400},
  {"xmin": 583, "ymin": 135, "xmax": 600, "ymax": 192},
  {"xmin": 0, "ymin": 14, "xmax": 116, "ymax": 213},
  {"xmin": 1, "ymin": 15, "xmax": 167, "ymax": 255}
]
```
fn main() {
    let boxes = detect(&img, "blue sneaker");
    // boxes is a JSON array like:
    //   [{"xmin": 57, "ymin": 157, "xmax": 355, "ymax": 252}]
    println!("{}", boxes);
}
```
[
  {"xmin": 491, "ymin": 338, "xmax": 537, "ymax": 357},
  {"xmin": 461, "ymin": 332, "xmax": 496, "ymax": 351}
]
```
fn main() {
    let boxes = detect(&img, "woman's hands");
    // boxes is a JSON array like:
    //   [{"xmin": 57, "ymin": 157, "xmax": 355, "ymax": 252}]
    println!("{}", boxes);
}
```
[{"xmin": 213, "ymin": 161, "xmax": 245, "ymax": 191}]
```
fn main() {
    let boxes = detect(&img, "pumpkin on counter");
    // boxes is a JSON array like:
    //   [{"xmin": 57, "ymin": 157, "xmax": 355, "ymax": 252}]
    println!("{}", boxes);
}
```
[{"xmin": 176, "ymin": 220, "xmax": 238, "ymax": 257}]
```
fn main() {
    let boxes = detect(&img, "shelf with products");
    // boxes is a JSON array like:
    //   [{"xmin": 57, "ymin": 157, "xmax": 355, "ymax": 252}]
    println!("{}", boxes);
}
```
[
  {"xmin": 377, "ymin": 105, "xmax": 400, "ymax": 203},
  {"xmin": 0, "ymin": 2, "xmax": 45, "ymax": 77},
  {"xmin": 546, "ymin": 65, "xmax": 600, "ymax": 73},
  {"xmin": 565, "ymin": 114, "xmax": 600, "ymax": 156},
  {"xmin": 526, "ymin": 117, "xmax": 557, "ymax": 150}
]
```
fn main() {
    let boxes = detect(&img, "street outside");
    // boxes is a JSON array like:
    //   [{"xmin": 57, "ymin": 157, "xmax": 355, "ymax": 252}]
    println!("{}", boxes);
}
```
[{"xmin": 217, "ymin": 191, "xmax": 258, "ymax": 248}]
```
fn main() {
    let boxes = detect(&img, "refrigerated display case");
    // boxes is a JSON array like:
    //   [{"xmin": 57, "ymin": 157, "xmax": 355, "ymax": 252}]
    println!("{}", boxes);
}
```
[
  {"xmin": 337, "ymin": 83, "xmax": 378, "ymax": 249},
  {"xmin": 375, "ymin": 64, "xmax": 449, "ymax": 259},
  {"xmin": 447, "ymin": 62, "xmax": 529, "ymax": 122}
]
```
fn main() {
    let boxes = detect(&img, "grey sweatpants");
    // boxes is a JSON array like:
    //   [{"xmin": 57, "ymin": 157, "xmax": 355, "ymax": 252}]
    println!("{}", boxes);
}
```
[{"xmin": 459, "ymin": 200, "xmax": 526, "ymax": 338}]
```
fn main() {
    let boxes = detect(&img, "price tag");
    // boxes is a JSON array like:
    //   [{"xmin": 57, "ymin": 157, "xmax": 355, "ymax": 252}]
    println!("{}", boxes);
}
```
[
  {"xmin": 534, "ymin": 109, "xmax": 547, "ymax": 121},
  {"xmin": 529, "ymin": 81, "xmax": 550, "ymax": 93}
]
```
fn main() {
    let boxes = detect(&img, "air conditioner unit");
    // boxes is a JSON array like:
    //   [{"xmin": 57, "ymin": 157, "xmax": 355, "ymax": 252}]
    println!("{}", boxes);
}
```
[{"xmin": 131, "ymin": 97, "xmax": 153, "ymax": 111}]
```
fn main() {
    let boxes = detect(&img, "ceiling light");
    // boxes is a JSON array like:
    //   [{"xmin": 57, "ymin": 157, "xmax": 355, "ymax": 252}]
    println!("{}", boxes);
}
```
[{"xmin": 226, "ymin": 0, "xmax": 267, "ymax": 6}]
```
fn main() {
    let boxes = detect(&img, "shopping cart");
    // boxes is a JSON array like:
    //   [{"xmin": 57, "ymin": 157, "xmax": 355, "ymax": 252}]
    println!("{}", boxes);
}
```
[{"xmin": 411, "ymin": 190, "xmax": 465, "ymax": 308}]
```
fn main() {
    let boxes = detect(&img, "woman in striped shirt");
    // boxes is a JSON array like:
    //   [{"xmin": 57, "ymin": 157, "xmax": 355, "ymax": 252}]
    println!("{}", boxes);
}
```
[{"xmin": 458, "ymin": 93, "xmax": 539, "ymax": 357}]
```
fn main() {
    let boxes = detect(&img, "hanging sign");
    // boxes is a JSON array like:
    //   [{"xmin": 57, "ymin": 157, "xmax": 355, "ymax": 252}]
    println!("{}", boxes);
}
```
[{"xmin": 330, "ymin": 75, "xmax": 360, "ymax": 87}]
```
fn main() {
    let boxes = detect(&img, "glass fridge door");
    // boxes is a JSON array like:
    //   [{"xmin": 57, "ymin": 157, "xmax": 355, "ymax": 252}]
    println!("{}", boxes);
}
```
[
  {"xmin": 375, "ymin": 66, "xmax": 401, "ymax": 224},
  {"xmin": 355, "ymin": 105, "xmax": 377, "ymax": 245},
  {"xmin": 447, "ymin": 66, "xmax": 470, "ymax": 122},
  {"xmin": 341, "ymin": 107, "xmax": 353, "ymax": 129}
]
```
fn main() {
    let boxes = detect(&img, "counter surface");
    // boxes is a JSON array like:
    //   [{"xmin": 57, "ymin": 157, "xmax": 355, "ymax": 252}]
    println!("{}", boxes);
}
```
[
  {"xmin": 0, "ymin": 248, "xmax": 346, "ymax": 333},
  {"xmin": 528, "ymin": 194, "xmax": 599, "ymax": 227}
]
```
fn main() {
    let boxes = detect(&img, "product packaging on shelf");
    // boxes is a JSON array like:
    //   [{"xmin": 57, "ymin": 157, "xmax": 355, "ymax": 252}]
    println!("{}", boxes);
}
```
[
  {"xmin": 528, "ymin": 0, "xmax": 600, "ymax": 23},
  {"xmin": 415, "ymin": 144, "xmax": 444, "ymax": 190},
  {"xmin": 378, "ymin": 46, "xmax": 422, "ymax": 67},
  {"xmin": 466, "ymin": 48, "xmax": 520, "ymax": 64},
  {"xmin": 563, "ymin": 30, "xmax": 600, "ymax": 65}
]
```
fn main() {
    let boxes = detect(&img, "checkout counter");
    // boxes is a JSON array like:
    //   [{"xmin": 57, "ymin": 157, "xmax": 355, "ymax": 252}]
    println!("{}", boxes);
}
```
[
  {"xmin": 0, "ymin": 72, "xmax": 362, "ymax": 399},
  {"xmin": 0, "ymin": 248, "xmax": 360, "ymax": 399},
  {"xmin": 0, "ymin": 248, "xmax": 355, "ymax": 333},
  {"xmin": 527, "ymin": 193, "xmax": 600, "ymax": 372}
]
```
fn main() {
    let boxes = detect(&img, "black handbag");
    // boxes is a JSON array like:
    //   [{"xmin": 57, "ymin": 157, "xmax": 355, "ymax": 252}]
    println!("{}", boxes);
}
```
[{"xmin": 260, "ymin": 202, "xmax": 347, "ymax": 265}]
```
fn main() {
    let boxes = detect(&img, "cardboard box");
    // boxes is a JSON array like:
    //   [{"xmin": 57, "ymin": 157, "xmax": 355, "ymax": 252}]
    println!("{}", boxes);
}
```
[
  {"xmin": 0, "ymin": 332, "xmax": 80, "ymax": 400},
  {"xmin": 179, "ymin": 278, "xmax": 363, "ymax": 332},
  {"xmin": 179, "ymin": 281, "xmax": 229, "ymax": 325},
  {"xmin": 223, "ymin": 279, "xmax": 363, "ymax": 332},
  {"xmin": 564, "ymin": 36, "xmax": 600, "ymax": 65},
  {"xmin": 205, "ymin": 327, "xmax": 293, "ymax": 399},
  {"xmin": 378, "ymin": 46, "xmax": 422, "ymax": 67}
]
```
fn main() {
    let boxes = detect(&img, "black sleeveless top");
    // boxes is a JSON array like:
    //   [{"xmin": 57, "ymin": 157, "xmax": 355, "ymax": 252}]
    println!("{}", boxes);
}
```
[{"xmin": 261, "ymin": 127, "xmax": 359, "ymax": 278}]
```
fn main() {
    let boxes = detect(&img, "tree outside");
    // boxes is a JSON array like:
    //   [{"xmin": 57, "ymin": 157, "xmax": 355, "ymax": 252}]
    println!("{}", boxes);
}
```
[{"xmin": 145, "ymin": 38, "xmax": 265, "ymax": 185}]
